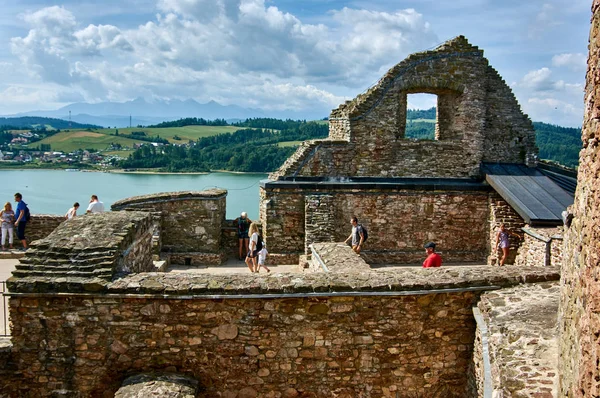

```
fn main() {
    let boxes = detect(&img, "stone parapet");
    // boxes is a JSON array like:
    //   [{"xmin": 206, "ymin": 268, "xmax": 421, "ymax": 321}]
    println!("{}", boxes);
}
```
[
  {"xmin": 475, "ymin": 282, "xmax": 559, "ymax": 397},
  {"xmin": 115, "ymin": 373, "xmax": 199, "ymax": 398},
  {"xmin": 2, "ymin": 214, "xmax": 65, "ymax": 249},
  {"xmin": 111, "ymin": 190, "xmax": 226, "ymax": 255},
  {"xmin": 309, "ymin": 242, "xmax": 370, "ymax": 273},
  {"xmin": 7, "ymin": 211, "xmax": 154, "ymax": 293},
  {"xmin": 101, "ymin": 266, "xmax": 559, "ymax": 295}
]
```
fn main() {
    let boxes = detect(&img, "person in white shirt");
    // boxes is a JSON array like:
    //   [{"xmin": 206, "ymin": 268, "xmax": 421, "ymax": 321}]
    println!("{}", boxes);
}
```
[
  {"xmin": 257, "ymin": 244, "xmax": 270, "ymax": 273},
  {"xmin": 86, "ymin": 195, "xmax": 105, "ymax": 214},
  {"xmin": 65, "ymin": 202, "xmax": 80, "ymax": 219}
]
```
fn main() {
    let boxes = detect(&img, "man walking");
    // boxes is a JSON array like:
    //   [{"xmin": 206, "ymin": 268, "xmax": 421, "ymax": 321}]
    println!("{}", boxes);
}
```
[
  {"xmin": 422, "ymin": 242, "xmax": 442, "ymax": 268},
  {"xmin": 86, "ymin": 195, "xmax": 105, "ymax": 214},
  {"xmin": 344, "ymin": 216, "xmax": 365, "ymax": 254},
  {"xmin": 13, "ymin": 193, "xmax": 28, "ymax": 251}
]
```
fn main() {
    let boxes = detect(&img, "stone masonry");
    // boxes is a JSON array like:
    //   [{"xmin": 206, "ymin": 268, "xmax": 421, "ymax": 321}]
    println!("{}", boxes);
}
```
[
  {"xmin": 559, "ymin": 0, "xmax": 600, "ymax": 395},
  {"xmin": 3, "ymin": 262, "xmax": 559, "ymax": 397},
  {"xmin": 262, "ymin": 36, "xmax": 540, "ymax": 265},
  {"xmin": 112, "ymin": 190, "xmax": 227, "ymax": 265}
]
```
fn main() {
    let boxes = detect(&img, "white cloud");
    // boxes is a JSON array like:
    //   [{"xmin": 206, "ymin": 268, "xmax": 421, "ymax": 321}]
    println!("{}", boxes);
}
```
[
  {"xmin": 6, "ymin": 2, "xmax": 437, "ymax": 115},
  {"xmin": 552, "ymin": 53, "xmax": 586, "ymax": 71}
]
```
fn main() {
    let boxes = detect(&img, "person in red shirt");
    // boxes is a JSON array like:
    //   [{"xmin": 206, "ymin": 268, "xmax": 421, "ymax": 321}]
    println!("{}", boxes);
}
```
[{"xmin": 422, "ymin": 242, "xmax": 442, "ymax": 268}]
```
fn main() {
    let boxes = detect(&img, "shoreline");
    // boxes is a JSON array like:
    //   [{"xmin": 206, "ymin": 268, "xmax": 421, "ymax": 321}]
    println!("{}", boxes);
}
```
[{"xmin": 0, "ymin": 167, "xmax": 270, "ymax": 176}]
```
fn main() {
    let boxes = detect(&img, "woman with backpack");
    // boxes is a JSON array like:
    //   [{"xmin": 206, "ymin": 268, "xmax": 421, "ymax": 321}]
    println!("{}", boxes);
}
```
[
  {"xmin": 245, "ymin": 222, "xmax": 262, "ymax": 273},
  {"xmin": 235, "ymin": 211, "xmax": 252, "ymax": 260}
]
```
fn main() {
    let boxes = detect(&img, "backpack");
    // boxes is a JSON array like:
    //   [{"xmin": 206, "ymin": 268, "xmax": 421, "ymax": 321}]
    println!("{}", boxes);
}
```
[
  {"xmin": 24, "ymin": 204, "xmax": 31, "ymax": 222},
  {"xmin": 256, "ymin": 234, "xmax": 263, "ymax": 252},
  {"xmin": 356, "ymin": 224, "xmax": 368, "ymax": 242},
  {"xmin": 238, "ymin": 217, "xmax": 249, "ymax": 233}
]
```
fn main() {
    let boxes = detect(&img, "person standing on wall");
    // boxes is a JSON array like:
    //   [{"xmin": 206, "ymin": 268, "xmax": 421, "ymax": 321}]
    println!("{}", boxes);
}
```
[
  {"xmin": 13, "ymin": 193, "xmax": 28, "ymax": 251},
  {"xmin": 495, "ymin": 223, "xmax": 520, "ymax": 266},
  {"xmin": 234, "ymin": 211, "xmax": 252, "ymax": 260},
  {"xmin": 344, "ymin": 216, "xmax": 365, "ymax": 254},
  {"xmin": 86, "ymin": 195, "xmax": 105, "ymax": 214},
  {"xmin": 422, "ymin": 242, "xmax": 442, "ymax": 268},
  {"xmin": 1, "ymin": 202, "xmax": 15, "ymax": 251}
]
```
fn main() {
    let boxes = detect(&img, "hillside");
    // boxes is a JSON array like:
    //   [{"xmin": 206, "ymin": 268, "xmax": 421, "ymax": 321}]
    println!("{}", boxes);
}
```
[{"xmin": 0, "ymin": 116, "xmax": 101, "ymax": 130}]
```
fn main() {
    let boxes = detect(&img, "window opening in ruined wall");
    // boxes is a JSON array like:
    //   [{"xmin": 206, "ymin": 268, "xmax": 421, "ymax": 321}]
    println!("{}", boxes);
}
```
[{"xmin": 405, "ymin": 93, "xmax": 437, "ymax": 140}]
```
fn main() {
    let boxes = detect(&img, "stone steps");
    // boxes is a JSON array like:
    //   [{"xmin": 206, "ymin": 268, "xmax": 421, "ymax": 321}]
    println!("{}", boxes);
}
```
[{"xmin": 11, "ymin": 268, "xmax": 113, "ymax": 279}]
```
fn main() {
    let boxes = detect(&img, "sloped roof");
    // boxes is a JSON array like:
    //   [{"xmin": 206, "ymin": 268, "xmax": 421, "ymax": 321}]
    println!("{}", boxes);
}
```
[{"xmin": 482, "ymin": 163, "xmax": 574, "ymax": 226}]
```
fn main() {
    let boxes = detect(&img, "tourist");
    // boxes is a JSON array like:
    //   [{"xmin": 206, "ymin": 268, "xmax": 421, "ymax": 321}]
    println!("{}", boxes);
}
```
[
  {"xmin": 344, "ymin": 216, "xmax": 365, "ymax": 254},
  {"xmin": 13, "ymin": 193, "xmax": 28, "ymax": 251},
  {"xmin": 235, "ymin": 211, "xmax": 252, "ymax": 260},
  {"xmin": 422, "ymin": 242, "xmax": 442, "ymax": 268},
  {"xmin": 257, "ymin": 242, "xmax": 270, "ymax": 273},
  {"xmin": 245, "ymin": 222, "xmax": 261, "ymax": 273},
  {"xmin": 495, "ymin": 223, "xmax": 520, "ymax": 266},
  {"xmin": 65, "ymin": 202, "xmax": 80, "ymax": 220},
  {"xmin": 1, "ymin": 202, "xmax": 15, "ymax": 251},
  {"xmin": 86, "ymin": 195, "xmax": 105, "ymax": 214}
]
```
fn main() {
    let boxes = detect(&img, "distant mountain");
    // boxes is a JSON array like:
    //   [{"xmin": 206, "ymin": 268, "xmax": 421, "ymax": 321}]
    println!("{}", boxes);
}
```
[
  {"xmin": 0, "ymin": 116, "xmax": 101, "ymax": 130},
  {"xmin": 5, "ymin": 98, "xmax": 328, "ymax": 127}
]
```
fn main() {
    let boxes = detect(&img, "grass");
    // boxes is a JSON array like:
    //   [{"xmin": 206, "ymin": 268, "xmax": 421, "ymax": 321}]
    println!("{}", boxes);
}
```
[
  {"xmin": 32, "ymin": 131, "xmax": 143, "ymax": 152},
  {"xmin": 408, "ymin": 118, "xmax": 436, "ymax": 123},
  {"xmin": 277, "ymin": 140, "xmax": 303, "ymax": 147},
  {"xmin": 31, "ymin": 125, "xmax": 246, "ymax": 152},
  {"xmin": 97, "ymin": 125, "xmax": 243, "ymax": 143}
]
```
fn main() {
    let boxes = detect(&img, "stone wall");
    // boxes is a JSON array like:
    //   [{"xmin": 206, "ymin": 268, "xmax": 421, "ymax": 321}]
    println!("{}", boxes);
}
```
[
  {"xmin": 261, "ymin": 181, "xmax": 491, "ymax": 265},
  {"xmin": 3, "ymin": 214, "xmax": 64, "ymax": 249},
  {"xmin": 2, "ymin": 266, "xmax": 560, "ymax": 397},
  {"xmin": 112, "ymin": 190, "xmax": 227, "ymax": 265},
  {"xmin": 559, "ymin": 0, "xmax": 600, "ymax": 396},
  {"xmin": 514, "ymin": 227, "xmax": 563, "ymax": 268},
  {"xmin": 8, "ymin": 211, "xmax": 155, "ymax": 293},
  {"xmin": 272, "ymin": 36, "xmax": 537, "ymax": 181},
  {"xmin": 487, "ymin": 193, "xmax": 525, "ymax": 265},
  {"xmin": 474, "ymin": 282, "xmax": 560, "ymax": 397}
]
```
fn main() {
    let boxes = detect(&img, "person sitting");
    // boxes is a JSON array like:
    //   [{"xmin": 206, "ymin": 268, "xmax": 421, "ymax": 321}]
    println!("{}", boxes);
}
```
[{"xmin": 422, "ymin": 242, "xmax": 442, "ymax": 268}]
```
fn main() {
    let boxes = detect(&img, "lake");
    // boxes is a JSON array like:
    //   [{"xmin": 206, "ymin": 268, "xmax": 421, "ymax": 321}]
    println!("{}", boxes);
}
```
[{"xmin": 0, "ymin": 170, "xmax": 267, "ymax": 220}]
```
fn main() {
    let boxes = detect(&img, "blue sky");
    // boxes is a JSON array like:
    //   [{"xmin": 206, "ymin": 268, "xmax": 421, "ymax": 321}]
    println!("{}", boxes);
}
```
[{"xmin": 0, "ymin": 0, "xmax": 590, "ymax": 126}]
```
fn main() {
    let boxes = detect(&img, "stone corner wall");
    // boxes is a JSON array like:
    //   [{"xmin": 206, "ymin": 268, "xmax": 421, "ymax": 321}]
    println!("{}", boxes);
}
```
[
  {"xmin": 7, "ymin": 211, "xmax": 154, "ymax": 293},
  {"xmin": 559, "ymin": 1, "xmax": 600, "ymax": 396},
  {"xmin": 112, "ymin": 190, "xmax": 227, "ymax": 264},
  {"xmin": 474, "ymin": 282, "xmax": 560, "ymax": 397},
  {"xmin": 514, "ymin": 226, "xmax": 563, "ymax": 268}
]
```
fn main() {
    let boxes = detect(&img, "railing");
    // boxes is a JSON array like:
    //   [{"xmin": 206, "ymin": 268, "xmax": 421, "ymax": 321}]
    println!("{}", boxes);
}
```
[{"xmin": 1, "ymin": 281, "xmax": 9, "ymax": 336}]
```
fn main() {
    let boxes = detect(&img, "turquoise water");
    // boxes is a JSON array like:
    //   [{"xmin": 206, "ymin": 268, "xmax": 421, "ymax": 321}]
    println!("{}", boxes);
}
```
[{"xmin": 0, "ymin": 170, "xmax": 267, "ymax": 220}]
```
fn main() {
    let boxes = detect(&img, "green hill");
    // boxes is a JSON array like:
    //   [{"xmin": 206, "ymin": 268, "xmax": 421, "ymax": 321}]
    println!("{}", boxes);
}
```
[{"xmin": 0, "ymin": 116, "xmax": 101, "ymax": 130}]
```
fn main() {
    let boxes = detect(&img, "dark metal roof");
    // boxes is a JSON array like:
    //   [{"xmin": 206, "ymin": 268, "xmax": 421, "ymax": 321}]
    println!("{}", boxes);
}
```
[
  {"xmin": 481, "ymin": 163, "xmax": 574, "ymax": 226},
  {"xmin": 537, "ymin": 162, "xmax": 578, "ymax": 194}
]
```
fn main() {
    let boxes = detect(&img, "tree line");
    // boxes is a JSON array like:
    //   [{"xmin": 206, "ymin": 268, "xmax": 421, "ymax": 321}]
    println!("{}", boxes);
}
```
[{"xmin": 119, "ymin": 120, "xmax": 329, "ymax": 172}]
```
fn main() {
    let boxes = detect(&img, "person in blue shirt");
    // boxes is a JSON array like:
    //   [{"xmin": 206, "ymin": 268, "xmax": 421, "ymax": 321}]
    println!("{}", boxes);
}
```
[{"xmin": 14, "ymin": 192, "xmax": 28, "ymax": 251}]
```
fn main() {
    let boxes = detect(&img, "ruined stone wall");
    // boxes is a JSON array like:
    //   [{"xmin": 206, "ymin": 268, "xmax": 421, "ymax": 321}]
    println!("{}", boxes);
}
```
[
  {"xmin": 112, "ymin": 190, "xmax": 226, "ymax": 265},
  {"xmin": 5, "ymin": 292, "xmax": 477, "ymax": 397},
  {"xmin": 487, "ymin": 193, "xmax": 525, "ymax": 265},
  {"xmin": 514, "ymin": 227, "xmax": 563, "ymax": 268},
  {"xmin": 483, "ymin": 67, "xmax": 538, "ymax": 165},
  {"xmin": 273, "ymin": 36, "xmax": 537, "ymax": 181},
  {"xmin": 475, "ymin": 282, "xmax": 560, "ymax": 397},
  {"xmin": 261, "ymin": 184, "xmax": 491, "ymax": 264},
  {"xmin": 559, "ymin": 1, "xmax": 600, "ymax": 395},
  {"xmin": 13, "ymin": 214, "xmax": 64, "ymax": 248}
]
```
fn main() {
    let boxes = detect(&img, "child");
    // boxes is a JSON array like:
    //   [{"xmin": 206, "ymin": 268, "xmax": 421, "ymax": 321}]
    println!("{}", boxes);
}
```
[
  {"xmin": 65, "ymin": 202, "xmax": 80, "ymax": 220},
  {"xmin": 1, "ymin": 202, "xmax": 15, "ymax": 251},
  {"xmin": 257, "ymin": 244, "xmax": 270, "ymax": 273}
]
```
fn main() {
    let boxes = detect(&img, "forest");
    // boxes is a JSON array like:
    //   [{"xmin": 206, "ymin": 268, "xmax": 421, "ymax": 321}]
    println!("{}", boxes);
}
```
[{"xmin": 119, "ymin": 120, "xmax": 328, "ymax": 172}]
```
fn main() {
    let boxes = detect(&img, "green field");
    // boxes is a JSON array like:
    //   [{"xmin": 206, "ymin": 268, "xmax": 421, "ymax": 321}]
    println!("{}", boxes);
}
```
[
  {"xmin": 277, "ymin": 140, "xmax": 303, "ymax": 147},
  {"xmin": 30, "ymin": 125, "xmax": 244, "ymax": 152},
  {"xmin": 407, "ymin": 118, "xmax": 436, "ymax": 123},
  {"xmin": 97, "ymin": 125, "xmax": 242, "ymax": 143}
]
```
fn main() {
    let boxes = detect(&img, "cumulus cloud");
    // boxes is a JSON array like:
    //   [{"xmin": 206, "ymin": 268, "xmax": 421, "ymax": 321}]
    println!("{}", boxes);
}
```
[
  {"xmin": 7, "ymin": 1, "xmax": 437, "ymax": 114},
  {"xmin": 552, "ymin": 53, "xmax": 587, "ymax": 71}
]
